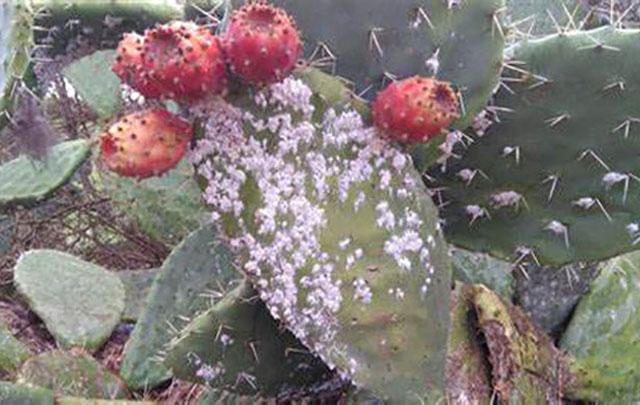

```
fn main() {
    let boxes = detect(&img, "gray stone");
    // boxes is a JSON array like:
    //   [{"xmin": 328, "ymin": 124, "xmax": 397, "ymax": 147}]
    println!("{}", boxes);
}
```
[{"xmin": 514, "ymin": 261, "xmax": 600, "ymax": 338}]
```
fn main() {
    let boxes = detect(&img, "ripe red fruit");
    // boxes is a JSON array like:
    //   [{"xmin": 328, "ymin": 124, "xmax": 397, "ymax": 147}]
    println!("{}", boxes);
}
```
[
  {"xmin": 224, "ymin": 2, "xmax": 302, "ymax": 85},
  {"xmin": 372, "ymin": 77, "xmax": 460, "ymax": 144},
  {"xmin": 112, "ymin": 22, "xmax": 228, "ymax": 101},
  {"xmin": 100, "ymin": 108, "xmax": 193, "ymax": 179},
  {"xmin": 113, "ymin": 32, "xmax": 163, "ymax": 99}
]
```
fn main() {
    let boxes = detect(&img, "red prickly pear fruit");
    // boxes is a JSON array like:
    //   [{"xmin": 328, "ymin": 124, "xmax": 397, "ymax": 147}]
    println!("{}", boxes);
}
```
[
  {"xmin": 113, "ymin": 33, "xmax": 142, "ymax": 81},
  {"xmin": 224, "ymin": 2, "xmax": 302, "ymax": 85},
  {"xmin": 113, "ymin": 32, "xmax": 163, "ymax": 99},
  {"xmin": 112, "ymin": 22, "xmax": 228, "ymax": 102},
  {"xmin": 100, "ymin": 108, "xmax": 193, "ymax": 179},
  {"xmin": 141, "ymin": 21, "xmax": 229, "ymax": 101},
  {"xmin": 372, "ymin": 76, "xmax": 460, "ymax": 144}
]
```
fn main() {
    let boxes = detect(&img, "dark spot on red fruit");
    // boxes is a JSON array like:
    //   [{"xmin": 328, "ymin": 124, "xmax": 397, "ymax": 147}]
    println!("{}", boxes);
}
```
[
  {"xmin": 131, "ymin": 133, "xmax": 137, "ymax": 140},
  {"xmin": 433, "ymin": 84, "xmax": 457, "ymax": 110}
]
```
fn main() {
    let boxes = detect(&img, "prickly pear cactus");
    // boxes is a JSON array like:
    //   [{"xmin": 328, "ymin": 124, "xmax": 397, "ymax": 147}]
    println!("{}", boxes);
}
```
[
  {"xmin": 0, "ymin": 139, "xmax": 91, "ymax": 208},
  {"xmin": 120, "ymin": 225, "xmax": 239, "ymax": 390},
  {"xmin": 505, "ymin": 0, "xmax": 587, "ymax": 36},
  {"xmin": 165, "ymin": 281, "xmax": 331, "ymax": 395},
  {"xmin": 561, "ymin": 251, "xmax": 640, "ymax": 402},
  {"xmin": 62, "ymin": 50, "xmax": 123, "ymax": 119},
  {"xmin": 429, "ymin": 26, "xmax": 640, "ymax": 265},
  {"xmin": 191, "ymin": 72, "xmax": 451, "ymax": 402},
  {"xmin": 0, "ymin": 0, "xmax": 34, "ymax": 129},
  {"xmin": 244, "ymin": 0, "xmax": 505, "ymax": 129}
]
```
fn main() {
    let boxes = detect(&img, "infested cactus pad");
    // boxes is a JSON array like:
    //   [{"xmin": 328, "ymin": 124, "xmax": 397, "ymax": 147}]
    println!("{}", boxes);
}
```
[
  {"xmin": 192, "ymin": 75, "xmax": 451, "ymax": 401},
  {"xmin": 429, "ymin": 27, "xmax": 640, "ymax": 265}
]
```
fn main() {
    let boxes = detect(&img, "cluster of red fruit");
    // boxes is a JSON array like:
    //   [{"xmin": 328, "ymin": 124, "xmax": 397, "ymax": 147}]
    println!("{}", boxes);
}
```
[
  {"xmin": 100, "ymin": 1, "xmax": 460, "ymax": 180},
  {"xmin": 101, "ymin": 2, "xmax": 302, "ymax": 178}
]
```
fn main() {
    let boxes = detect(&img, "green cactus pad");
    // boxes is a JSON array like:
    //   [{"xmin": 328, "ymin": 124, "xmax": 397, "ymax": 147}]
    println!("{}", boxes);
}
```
[
  {"xmin": 0, "ymin": 381, "xmax": 54, "ymax": 405},
  {"xmin": 505, "ymin": 0, "xmax": 587, "ymax": 36},
  {"xmin": 0, "ymin": 0, "xmax": 33, "ymax": 130},
  {"xmin": 116, "ymin": 268, "xmax": 160, "ymax": 322},
  {"xmin": 0, "ymin": 139, "xmax": 90, "ymax": 208},
  {"xmin": 429, "ymin": 27, "xmax": 640, "ymax": 265},
  {"xmin": 17, "ymin": 350, "xmax": 127, "ymax": 399},
  {"xmin": 236, "ymin": 0, "xmax": 504, "ymax": 127},
  {"xmin": 451, "ymin": 248, "xmax": 514, "ymax": 300},
  {"xmin": 561, "ymin": 251, "xmax": 640, "ymax": 402},
  {"xmin": 165, "ymin": 281, "xmax": 330, "ymax": 395},
  {"xmin": 193, "ymin": 73, "xmax": 451, "ymax": 402},
  {"xmin": 62, "ymin": 50, "xmax": 123, "ymax": 119},
  {"xmin": 445, "ymin": 284, "xmax": 492, "ymax": 404},
  {"xmin": 0, "ymin": 321, "xmax": 31, "ymax": 373},
  {"xmin": 120, "ymin": 225, "xmax": 240, "ymax": 390},
  {"xmin": 471, "ymin": 284, "xmax": 573, "ymax": 402},
  {"xmin": 14, "ymin": 250, "xmax": 125, "ymax": 352},
  {"xmin": 92, "ymin": 159, "xmax": 208, "ymax": 247}
]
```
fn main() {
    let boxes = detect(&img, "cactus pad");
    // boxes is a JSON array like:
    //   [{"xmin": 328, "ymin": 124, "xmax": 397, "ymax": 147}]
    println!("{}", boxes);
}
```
[
  {"xmin": 120, "ymin": 225, "xmax": 240, "ymax": 390},
  {"xmin": 0, "ymin": 381, "xmax": 54, "ymax": 404},
  {"xmin": 62, "ymin": 50, "xmax": 123, "ymax": 119},
  {"xmin": 0, "ymin": 139, "xmax": 90, "ymax": 208},
  {"xmin": 561, "ymin": 251, "xmax": 640, "ymax": 402},
  {"xmin": 116, "ymin": 268, "xmax": 160, "ymax": 322},
  {"xmin": 192, "ymin": 73, "xmax": 451, "ymax": 401},
  {"xmin": 240, "ymin": 0, "xmax": 505, "ymax": 128},
  {"xmin": 14, "ymin": 250, "xmax": 125, "ymax": 352},
  {"xmin": 0, "ymin": 321, "xmax": 31, "ymax": 373},
  {"xmin": 165, "ymin": 281, "xmax": 330, "ymax": 396},
  {"xmin": 0, "ymin": 0, "xmax": 33, "ymax": 129},
  {"xmin": 92, "ymin": 159, "xmax": 208, "ymax": 247},
  {"xmin": 17, "ymin": 350, "xmax": 127, "ymax": 399},
  {"xmin": 429, "ymin": 27, "xmax": 640, "ymax": 265}
]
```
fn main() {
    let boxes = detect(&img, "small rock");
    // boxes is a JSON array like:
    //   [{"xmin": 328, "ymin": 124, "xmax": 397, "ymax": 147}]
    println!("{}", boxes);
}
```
[{"xmin": 514, "ymin": 262, "xmax": 600, "ymax": 338}]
